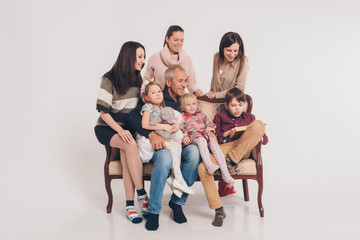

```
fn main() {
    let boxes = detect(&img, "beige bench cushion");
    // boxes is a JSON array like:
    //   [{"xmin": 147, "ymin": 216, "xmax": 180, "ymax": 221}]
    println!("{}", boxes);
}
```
[{"xmin": 109, "ymin": 158, "xmax": 256, "ymax": 176}]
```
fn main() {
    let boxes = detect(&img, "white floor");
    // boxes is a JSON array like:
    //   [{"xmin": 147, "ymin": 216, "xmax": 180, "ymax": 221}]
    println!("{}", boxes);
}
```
[{"xmin": 3, "ymin": 176, "xmax": 359, "ymax": 240}]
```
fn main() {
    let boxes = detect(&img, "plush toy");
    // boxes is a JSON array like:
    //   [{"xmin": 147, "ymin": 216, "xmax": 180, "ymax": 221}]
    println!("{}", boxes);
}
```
[{"xmin": 150, "ymin": 107, "xmax": 183, "ymax": 142}]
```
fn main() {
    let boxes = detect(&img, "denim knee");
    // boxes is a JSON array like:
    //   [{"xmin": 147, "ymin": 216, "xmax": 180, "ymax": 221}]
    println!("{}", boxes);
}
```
[
  {"xmin": 152, "ymin": 149, "xmax": 172, "ymax": 173},
  {"xmin": 182, "ymin": 144, "xmax": 201, "ymax": 165}
]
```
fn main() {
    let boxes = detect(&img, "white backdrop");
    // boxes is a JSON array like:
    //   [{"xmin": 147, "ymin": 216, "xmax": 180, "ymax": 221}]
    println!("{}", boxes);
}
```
[{"xmin": 1, "ymin": 0, "xmax": 359, "ymax": 238}]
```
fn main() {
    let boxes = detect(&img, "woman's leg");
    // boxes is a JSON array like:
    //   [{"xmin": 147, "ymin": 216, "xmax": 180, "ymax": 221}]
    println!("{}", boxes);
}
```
[
  {"xmin": 109, "ymin": 134, "xmax": 144, "ymax": 223},
  {"xmin": 119, "ymin": 149, "xmax": 135, "ymax": 200},
  {"xmin": 194, "ymin": 137, "xmax": 219, "ymax": 174},
  {"xmin": 110, "ymin": 134, "xmax": 144, "ymax": 198}
]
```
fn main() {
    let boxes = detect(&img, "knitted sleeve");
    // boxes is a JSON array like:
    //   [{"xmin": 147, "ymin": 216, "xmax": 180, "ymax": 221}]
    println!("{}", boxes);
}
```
[
  {"xmin": 143, "ymin": 56, "xmax": 155, "ymax": 82},
  {"xmin": 96, "ymin": 77, "xmax": 113, "ymax": 113},
  {"xmin": 234, "ymin": 57, "xmax": 249, "ymax": 93},
  {"xmin": 186, "ymin": 56, "xmax": 197, "ymax": 94}
]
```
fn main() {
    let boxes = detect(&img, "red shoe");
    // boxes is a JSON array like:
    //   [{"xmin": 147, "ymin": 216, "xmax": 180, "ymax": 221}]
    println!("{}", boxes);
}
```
[{"xmin": 218, "ymin": 180, "xmax": 236, "ymax": 197}]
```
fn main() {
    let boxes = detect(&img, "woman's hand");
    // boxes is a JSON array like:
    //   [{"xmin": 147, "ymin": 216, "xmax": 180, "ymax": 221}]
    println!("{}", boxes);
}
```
[
  {"xmin": 182, "ymin": 136, "xmax": 191, "ymax": 145},
  {"xmin": 193, "ymin": 89, "xmax": 203, "ymax": 97},
  {"xmin": 117, "ymin": 129, "xmax": 134, "ymax": 143},
  {"xmin": 205, "ymin": 91, "xmax": 215, "ymax": 99},
  {"xmin": 171, "ymin": 123, "xmax": 180, "ymax": 132}
]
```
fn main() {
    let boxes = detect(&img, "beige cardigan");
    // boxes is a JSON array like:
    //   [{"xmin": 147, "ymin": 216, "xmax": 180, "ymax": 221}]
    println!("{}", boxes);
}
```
[
  {"xmin": 144, "ymin": 45, "xmax": 197, "ymax": 93},
  {"xmin": 210, "ymin": 52, "xmax": 249, "ymax": 99}
]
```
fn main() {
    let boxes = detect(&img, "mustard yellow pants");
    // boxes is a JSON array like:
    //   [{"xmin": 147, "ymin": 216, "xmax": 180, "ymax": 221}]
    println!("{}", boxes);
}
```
[{"xmin": 197, "ymin": 120, "xmax": 265, "ymax": 209}]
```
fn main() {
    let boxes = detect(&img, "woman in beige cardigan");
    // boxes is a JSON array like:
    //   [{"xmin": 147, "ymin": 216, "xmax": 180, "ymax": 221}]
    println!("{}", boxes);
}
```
[
  {"xmin": 204, "ymin": 32, "xmax": 249, "ymax": 198},
  {"xmin": 205, "ymin": 32, "xmax": 249, "ymax": 99},
  {"xmin": 144, "ymin": 25, "xmax": 203, "ymax": 96}
]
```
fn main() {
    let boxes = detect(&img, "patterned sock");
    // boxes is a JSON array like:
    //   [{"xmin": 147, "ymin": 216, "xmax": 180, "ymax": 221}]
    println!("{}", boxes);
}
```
[
  {"xmin": 126, "ymin": 200, "xmax": 134, "ymax": 207},
  {"xmin": 125, "ymin": 206, "xmax": 142, "ymax": 224},
  {"xmin": 169, "ymin": 200, "xmax": 187, "ymax": 223},
  {"xmin": 136, "ymin": 188, "xmax": 146, "ymax": 196},
  {"xmin": 145, "ymin": 213, "xmax": 159, "ymax": 231},
  {"xmin": 212, "ymin": 206, "xmax": 226, "ymax": 227},
  {"xmin": 137, "ymin": 193, "xmax": 149, "ymax": 217}
]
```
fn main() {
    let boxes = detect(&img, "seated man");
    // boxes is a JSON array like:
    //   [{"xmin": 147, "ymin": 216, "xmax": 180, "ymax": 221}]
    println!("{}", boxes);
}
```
[
  {"xmin": 127, "ymin": 65, "xmax": 201, "ymax": 231},
  {"xmin": 198, "ymin": 88, "xmax": 268, "ymax": 227}
]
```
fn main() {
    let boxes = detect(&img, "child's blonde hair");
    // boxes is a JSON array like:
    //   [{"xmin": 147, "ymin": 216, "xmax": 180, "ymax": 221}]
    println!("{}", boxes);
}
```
[
  {"xmin": 180, "ymin": 93, "xmax": 198, "ymax": 112},
  {"xmin": 142, "ymin": 81, "xmax": 164, "ymax": 105}
]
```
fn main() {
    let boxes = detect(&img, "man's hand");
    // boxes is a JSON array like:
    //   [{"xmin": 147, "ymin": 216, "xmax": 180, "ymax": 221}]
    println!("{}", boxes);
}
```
[
  {"xmin": 182, "ymin": 136, "xmax": 191, "ymax": 145},
  {"xmin": 148, "ymin": 131, "xmax": 167, "ymax": 150}
]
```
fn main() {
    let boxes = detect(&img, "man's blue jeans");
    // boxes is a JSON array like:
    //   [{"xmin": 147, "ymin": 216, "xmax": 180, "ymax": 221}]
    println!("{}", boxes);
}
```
[{"xmin": 147, "ymin": 144, "xmax": 201, "ymax": 214}]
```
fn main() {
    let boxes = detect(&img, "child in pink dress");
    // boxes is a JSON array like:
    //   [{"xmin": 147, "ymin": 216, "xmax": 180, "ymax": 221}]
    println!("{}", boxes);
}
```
[{"xmin": 180, "ymin": 93, "xmax": 235, "ymax": 185}]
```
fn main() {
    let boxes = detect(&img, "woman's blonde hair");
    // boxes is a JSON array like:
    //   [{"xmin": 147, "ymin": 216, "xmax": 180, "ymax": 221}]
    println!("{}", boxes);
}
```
[
  {"xmin": 180, "ymin": 93, "xmax": 198, "ymax": 111},
  {"xmin": 142, "ymin": 81, "xmax": 165, "ymax": 106}
]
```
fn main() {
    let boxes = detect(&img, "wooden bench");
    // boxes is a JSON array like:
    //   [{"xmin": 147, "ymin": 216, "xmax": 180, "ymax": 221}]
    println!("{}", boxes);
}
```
[{"xmin": 103, "ymin": 94, "xmax": 264, "ymax": 217}]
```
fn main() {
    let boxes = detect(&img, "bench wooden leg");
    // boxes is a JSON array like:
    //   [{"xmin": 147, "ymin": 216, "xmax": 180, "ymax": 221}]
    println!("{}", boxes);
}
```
[
  {"xmin": 257, "ymin": 178, "xmax": 264, "ymax": 217},
  {"xmin": 242, "ymin": 179, "xmax": 249, "ymax": 201},
  {"xmin": 105, "ymin": 176, "xmax": 113, "ymax": 213}
]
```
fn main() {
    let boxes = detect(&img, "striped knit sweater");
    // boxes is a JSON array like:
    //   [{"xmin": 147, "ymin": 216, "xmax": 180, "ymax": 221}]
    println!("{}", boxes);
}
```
[{"xmin": 96, "ymin": 77, "xmax": 140, "ymax": 127}]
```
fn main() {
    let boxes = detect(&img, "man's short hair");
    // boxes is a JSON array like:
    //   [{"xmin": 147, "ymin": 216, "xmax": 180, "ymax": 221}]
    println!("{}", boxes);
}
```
[{"xmin": 164, "ymin": 65, "xmax": 186, "ymax": 82}]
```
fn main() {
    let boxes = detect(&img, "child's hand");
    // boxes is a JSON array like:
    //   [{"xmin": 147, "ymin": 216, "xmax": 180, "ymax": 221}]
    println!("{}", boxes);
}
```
[
  {"xmin": 208, "ymin": 131, "xmax": 218, "ymax": 142},
  {"xmin": 171, "ymin": 123, "xmax": 180, "ymax": 133},
  {"xmin": 182, "ymin": 136, "xmax": 191, "ymax": 145},
  {"xmin": 163, "ymin": 124, "xmax": 173, "ymax": 133},
  {"xmin": 205, "ymin": 127, "xmax": 214, "ymax": 133},
  {"xmin": 223, "ymin": 130, "xmax": 231, "ymax": 137},
  {"xmin": 230, "ymin": 128, "xmax": 238, "ymax": 136}
]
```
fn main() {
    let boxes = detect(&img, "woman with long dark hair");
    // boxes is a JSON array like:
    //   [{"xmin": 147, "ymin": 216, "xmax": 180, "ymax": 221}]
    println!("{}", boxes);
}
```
[
  {"xmin": 144, "ymin": 25, "xmax": 203, "ymax": 96},
  {"xmin": 94, "ymin": 41, "xmax": 149, "ymax": 223},
  {"xmin": 205, "ymin": 32, "xmax": 249, "ymax": 99}
]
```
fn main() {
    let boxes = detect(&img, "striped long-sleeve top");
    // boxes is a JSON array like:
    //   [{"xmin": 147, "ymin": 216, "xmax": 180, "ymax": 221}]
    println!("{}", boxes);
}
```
[{"xmin": 96, "ymin": 77, "xmax": 140, "ymax": 127}]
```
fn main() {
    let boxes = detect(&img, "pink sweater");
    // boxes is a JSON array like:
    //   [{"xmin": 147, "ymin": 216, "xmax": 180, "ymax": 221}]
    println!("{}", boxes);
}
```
[{"xmin": 144, "ymin": 45, "xmax": 197, "ymax": 93}]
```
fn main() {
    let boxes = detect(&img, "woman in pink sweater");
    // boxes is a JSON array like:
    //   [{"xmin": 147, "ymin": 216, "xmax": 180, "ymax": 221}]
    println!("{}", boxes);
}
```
[{"xmin": 144, "ymin": 25, "xmax": 203, "ymax": 97}]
